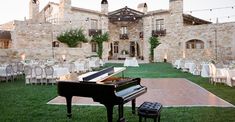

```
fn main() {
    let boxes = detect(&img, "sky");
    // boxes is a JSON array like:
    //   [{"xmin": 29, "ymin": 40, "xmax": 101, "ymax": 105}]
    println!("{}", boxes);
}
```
[{"xmin": 0, "ymin": 0, "xmax": 235, "ymax": 24}]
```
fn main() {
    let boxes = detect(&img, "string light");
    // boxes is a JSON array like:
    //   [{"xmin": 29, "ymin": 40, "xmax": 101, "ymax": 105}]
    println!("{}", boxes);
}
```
[
  {"xmin": 17, "ymin": 17, "xmax": 235, "ymax": 29},
  {"xmin": 184, "ymin": 5, "xmax": 235, "ymax": 14},
  {"xmin": 3, "ymin": 4, "xmax": 234, "ymax": 32}
]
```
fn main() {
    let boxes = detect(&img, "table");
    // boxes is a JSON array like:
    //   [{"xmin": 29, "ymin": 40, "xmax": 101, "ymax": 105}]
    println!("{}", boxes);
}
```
[
  {"xmin": 74, "ymin": 61, "xmax": 90, "ymax": 72},
  {"xmin": 53, "ymin": 67, "xmax": 70, "ymax": 78},
  {"xmin": 173, "ymin": 59, "xmax": 181, "ymax": 69},
  {"xmin": 224, "ymin": 69, "xmax": 235, "ymax": 87},
  {"xmin": 124, "ymin": 57, "xmax": 139, "ymax": 67},
  {"xmin": 0, "ymin": 67, "xmax": 6, "ymax": 75},
  {"xmin": 201, "ymin": 63, "xmax": 210, "ymax": 77},
  {"xmin": 184, "ymin": 62, "xmax": 196, "ymax": 74}
]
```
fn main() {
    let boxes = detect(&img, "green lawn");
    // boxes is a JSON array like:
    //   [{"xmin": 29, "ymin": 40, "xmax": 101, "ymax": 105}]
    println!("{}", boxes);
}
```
[{"xmin": 0, "ymin": 63, "xmax": 235, "ymax": 122}]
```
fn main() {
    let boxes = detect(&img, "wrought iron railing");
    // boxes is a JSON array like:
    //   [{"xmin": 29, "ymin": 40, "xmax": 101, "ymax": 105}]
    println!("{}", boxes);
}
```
[
  {"xmin": 89, "ymin": 29, "xmax": 102, "ymax": 36},
  {"xmin": 119, "ymin": 34, "xmax": 129, "ymax": 40},
  {"xmin": 152, "ymin": 29, "xmax": 166, "ymax": 37}
]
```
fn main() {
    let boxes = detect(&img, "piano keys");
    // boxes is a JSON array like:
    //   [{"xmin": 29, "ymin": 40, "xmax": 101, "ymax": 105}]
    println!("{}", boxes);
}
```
[{"xmin": 57, "ymin": 66, "xmax": 147, "ymax": 122}]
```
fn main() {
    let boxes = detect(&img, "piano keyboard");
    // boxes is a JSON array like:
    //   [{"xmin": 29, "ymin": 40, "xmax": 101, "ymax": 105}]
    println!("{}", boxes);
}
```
[{"xmin": 116, "ymin": 85, "xmax": 146, "ymax": 100}]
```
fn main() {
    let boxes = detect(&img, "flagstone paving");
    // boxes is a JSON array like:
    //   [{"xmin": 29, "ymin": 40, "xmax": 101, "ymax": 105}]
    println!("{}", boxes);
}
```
[{"xmin": 48, "ymin": 78, "xmax": 234, "ymax": 107}]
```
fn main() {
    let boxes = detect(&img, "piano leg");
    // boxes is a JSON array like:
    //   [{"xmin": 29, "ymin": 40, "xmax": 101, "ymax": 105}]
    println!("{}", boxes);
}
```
[
  {"xmin": 65, "ymin": 96, "xmax": 72, "ymax": 118},
  {"xmin": 131, "ymin": 99, "xmax": 136, "ymax": 114},
  {"xmin": 118, "ymin": 104, "xmax": 125, "ymax": 122},
  {"xmin": 104, "ymin": 104, "xmax": 114, "ymax": 122}
]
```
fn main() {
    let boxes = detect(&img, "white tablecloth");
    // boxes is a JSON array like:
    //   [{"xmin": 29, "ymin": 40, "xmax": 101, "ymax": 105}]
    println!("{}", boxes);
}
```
[
  {"xmin": 124, "ymin": 57, "xmax": 139, "ymax": 67},
  {"xmin": 173, "ymin": 60, "xmax": 182, "ymax": 69},
  {"xmin": 74, "ymin": 61, "xmax": 90, "ymax": 72},
  {"xmin": 184, "ymin": 62, "xmax": 196, "ymax": 74},
  {"xmin": 53, "ymin": 67, "xmax": 70, "ymax": 78},
  {"xmin": 0, "ymin": 67, "xmax": 6, "ymax": 76},
  {"xmin": 201, "ymin": 63, "xmax": 210, "ymax": 77},
  {"xmin": 225, "ymin": 69, "xmax": 235, "ymax": 87}
]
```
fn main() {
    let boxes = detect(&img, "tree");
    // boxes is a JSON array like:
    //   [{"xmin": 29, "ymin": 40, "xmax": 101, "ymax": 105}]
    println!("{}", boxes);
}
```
[
  {"xmin": 91, "ymin": 32, "xmax": 109, "ymax": 59},
  {"xmin": 149, "ymin": 36, "xmax": 161, "ymax": 62},
  {"xmin": 57, "ymin": 28, "xmax": 87, "ymax": 47}
]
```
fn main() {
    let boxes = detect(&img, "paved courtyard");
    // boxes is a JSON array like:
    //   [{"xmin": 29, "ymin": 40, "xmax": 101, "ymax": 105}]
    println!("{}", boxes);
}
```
[{"xmin": 48, "ymin": 78, "xmax": 234, "ymax": 107}]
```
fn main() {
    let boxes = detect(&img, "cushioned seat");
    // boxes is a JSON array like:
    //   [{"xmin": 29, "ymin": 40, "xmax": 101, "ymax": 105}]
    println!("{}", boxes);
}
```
[{"xmin": 138, "ymin": 102, "xmax": 162, "ymax": 122}]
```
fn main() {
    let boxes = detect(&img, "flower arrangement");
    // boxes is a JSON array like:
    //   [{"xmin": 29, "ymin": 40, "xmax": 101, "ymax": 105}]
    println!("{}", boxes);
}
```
[{"xmin": 121, "ymin": 50, "xmax": 129, "ymax": 55}]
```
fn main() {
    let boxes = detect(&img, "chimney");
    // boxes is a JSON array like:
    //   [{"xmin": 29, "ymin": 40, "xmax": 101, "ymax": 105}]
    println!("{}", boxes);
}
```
[
  {"xmin": 101, "ymin": 0, "xmax": 108, "ymax": 15},
  {"xmin": 137, "ymin": 3, "xmax": 148, "ymax": 14}
]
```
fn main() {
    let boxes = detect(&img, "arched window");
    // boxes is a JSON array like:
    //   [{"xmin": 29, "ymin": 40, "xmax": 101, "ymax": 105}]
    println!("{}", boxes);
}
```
[{"xmin": 186, "ymin": 39, "xmax": 204, "ymax": 49}]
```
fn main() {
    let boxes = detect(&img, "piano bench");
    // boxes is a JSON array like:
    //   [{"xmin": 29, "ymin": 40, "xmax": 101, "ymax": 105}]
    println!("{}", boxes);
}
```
[{"xmin": 138, "ymin": 102, "xmax": 162, "ymax": 122}]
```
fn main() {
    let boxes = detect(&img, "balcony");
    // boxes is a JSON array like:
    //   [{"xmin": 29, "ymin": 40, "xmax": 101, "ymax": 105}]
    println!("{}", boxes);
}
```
[
  {"xmin": 152, "ymin": 29, "xmax": 166, "ymax": 37},
  {"xmin": 89, "ymin": 29, "xmax": 102, "ymax": 36},
  {"xmin": 119, "ymin": 34, "xmax": 129, "ymax": 40}
]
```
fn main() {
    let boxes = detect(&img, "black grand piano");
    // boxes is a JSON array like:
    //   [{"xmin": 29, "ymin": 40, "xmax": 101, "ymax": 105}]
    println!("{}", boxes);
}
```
[{"xmin": 57, "ymin": 66, "xmax": 147, "ymax": 122}]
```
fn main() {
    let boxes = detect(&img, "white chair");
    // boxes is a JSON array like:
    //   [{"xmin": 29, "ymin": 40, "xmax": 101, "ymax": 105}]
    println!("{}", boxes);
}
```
[
  {"xmin": 34, "ymin": 66, "xmax": 44, "ymax": 85},
  {"xmin": 12, "ymin": 63, "xmax": 18, "ymax": 80},
  {"xmin": 0, "ymin": 65, "xmax": 13, "ymax": 82},
  {"xmin": 208, "ymin": 63, "xmax": 217, "ymax": 84},
  {"xmin": 209, "ymin": 63, "xmax": 227, "ymax": 85},
  {"xmin": 44, "ymin": 66, "xmax": 56, "ymax": 85},
  {"xmin": 24, "ymin": 66, "xmax": 35, "ymax": 84},
  {"xmin": 17, "ymin": 62, "xmax": 24, "ymax": 76},
  {"xmin": 215, "ymin": 68, "xmax": 227, "ymax": 84}
]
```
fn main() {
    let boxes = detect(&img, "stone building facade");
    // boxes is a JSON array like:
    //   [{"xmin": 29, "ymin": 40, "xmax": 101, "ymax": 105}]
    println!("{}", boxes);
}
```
[{"xmin": 0, "ymin": 0, "xmax": 234, "ymax": 63}]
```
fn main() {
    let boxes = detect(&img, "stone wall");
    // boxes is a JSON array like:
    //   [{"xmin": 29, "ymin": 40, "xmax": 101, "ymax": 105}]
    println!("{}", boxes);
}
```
[
  {"xmin": 154, "ymin": 22, "xmax": 235, "ymax": 62},
  {"xmin": 1, "ymin": 0, "xmax": 235, "ymax": 64},
  {"xmin": 109, "ymin": 20, "xmax": 143, "ymax": 59}
]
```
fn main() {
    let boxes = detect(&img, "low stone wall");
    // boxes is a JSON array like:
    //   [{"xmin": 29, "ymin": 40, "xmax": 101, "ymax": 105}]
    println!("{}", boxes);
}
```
[{"xmin": 0, "ymin": 47, "xmax": 100, "ymax": 63}]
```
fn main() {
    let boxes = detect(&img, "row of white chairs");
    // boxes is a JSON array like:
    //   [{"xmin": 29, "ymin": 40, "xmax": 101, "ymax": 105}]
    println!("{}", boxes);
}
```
[
  {"xmin": 24, "ymin": 65, "xmax": 57, "ymax": 85},
  {"xmin": 0, "ymin": 62, "xmax": 24, "ymax": 82},
  {"xmin": 173, "ymin": 59, "xmax": 235, "ymax": 87},
  {"xmin": 172, "ymin": 59, "xmax": 202, "ymax": 76}
]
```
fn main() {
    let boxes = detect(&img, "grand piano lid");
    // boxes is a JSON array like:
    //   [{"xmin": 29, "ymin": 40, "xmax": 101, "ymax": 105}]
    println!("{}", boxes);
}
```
[
  {"xmin": 78, "ymin": 67, "xmax": 126, "ymax": 83},
  {"xmin": 58, "ymin": 67, "xmax": 126, "ymax": 84}
]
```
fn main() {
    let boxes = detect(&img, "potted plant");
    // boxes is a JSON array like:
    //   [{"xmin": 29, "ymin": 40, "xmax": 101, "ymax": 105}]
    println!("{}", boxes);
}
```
[{"xmin": 121, "ymin": 50, "xmax": 128, "ymax": 55}]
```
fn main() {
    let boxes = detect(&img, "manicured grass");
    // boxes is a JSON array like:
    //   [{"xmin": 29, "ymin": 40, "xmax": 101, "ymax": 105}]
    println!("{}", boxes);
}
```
[{"xmin": 0, "ymin": 63, "xmax": 235, "ymax": 122}]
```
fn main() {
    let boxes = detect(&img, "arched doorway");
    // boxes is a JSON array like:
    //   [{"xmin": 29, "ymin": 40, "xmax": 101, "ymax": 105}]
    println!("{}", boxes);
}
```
[
  {"xmin": 130, "ymin": 42, "xmax": 135, "ymax": 57},
  {"xmin": 129, "ymin": 41, "xmax": 140, "ymax": 57},
  {"xmin": 109, "ymin": 43, "xmax": 113, "ymax": 59}
]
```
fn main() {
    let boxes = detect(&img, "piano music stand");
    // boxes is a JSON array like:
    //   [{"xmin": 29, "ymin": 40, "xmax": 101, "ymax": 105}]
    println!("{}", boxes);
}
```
[{"xmin": 81, "ymin": 66, "xmax": 126, "ymax": 83}]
